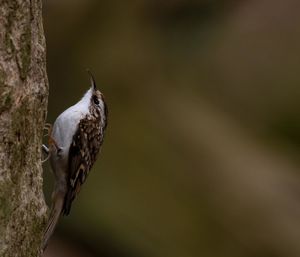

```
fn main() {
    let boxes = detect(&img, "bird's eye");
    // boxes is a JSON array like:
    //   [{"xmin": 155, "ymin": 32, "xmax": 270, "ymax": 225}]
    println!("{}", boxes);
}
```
[{"xmin": 93, "ymin": 96, "xmax": 99, "ymax": 105}]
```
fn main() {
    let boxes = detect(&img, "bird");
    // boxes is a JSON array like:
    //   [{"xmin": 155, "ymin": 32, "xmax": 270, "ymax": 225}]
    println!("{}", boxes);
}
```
[{"xmin": 42, "ymin": 71, "xmax": 108, "ymax": 251}]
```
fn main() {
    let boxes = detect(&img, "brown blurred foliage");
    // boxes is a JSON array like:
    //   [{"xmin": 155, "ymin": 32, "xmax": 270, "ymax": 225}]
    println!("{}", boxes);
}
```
[{"xmin": 43, "ymin": 0, "xmax": 300, "ymax": 257}]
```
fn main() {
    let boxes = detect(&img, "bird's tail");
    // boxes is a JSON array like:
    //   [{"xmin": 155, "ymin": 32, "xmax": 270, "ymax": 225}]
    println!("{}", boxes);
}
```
[{"xmin": 42, "ymin": 190, "xmax": 65, "ymax": 251}]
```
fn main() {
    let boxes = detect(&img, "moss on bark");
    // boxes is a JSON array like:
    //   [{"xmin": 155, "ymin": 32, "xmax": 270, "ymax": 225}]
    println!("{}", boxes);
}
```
[{"xmin": 0, "ymin": 0, "xmax": 48, "ymax": 256}]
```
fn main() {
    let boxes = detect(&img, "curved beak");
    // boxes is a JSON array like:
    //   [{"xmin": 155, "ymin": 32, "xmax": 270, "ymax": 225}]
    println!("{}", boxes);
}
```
[{"xmin": 86, "ymin": 69, "xmax": 97, "ymax": 90}]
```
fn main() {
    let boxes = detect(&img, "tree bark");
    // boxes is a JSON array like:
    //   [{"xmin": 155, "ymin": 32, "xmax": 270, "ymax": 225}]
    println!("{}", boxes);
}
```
[{"xmin": 0, "ymin": 0, "xmax": 48, "ymax": 256}]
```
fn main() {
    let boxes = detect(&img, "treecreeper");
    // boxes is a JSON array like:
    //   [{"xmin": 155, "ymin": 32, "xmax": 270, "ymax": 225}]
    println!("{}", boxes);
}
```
[{"xmin": 42, "ymin": 72, "xmax": 108, "ymax": 251}]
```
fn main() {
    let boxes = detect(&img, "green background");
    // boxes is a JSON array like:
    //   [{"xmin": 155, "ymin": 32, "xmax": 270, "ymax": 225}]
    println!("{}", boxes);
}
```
[{"xmin": 43, "ymin": 1, "xmax": 300, "ymax": 257}]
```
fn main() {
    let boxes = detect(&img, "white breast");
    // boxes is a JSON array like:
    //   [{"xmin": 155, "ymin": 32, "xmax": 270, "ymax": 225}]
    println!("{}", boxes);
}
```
[{"xmin": 51, "ymin": 88, "xmax": 93, "ymax": 159}]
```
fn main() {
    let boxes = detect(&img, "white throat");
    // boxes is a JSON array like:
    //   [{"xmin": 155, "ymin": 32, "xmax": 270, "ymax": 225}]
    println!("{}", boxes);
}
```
[{"xmin": 51, "ymin": 87, "xmax": 94, "ymax": 159}]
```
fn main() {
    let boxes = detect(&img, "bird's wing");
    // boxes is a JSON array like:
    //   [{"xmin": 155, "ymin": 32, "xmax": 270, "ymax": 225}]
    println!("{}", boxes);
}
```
[{"xmin": 62, "ymin": 117, "xmax": 102, "ymax": 215}]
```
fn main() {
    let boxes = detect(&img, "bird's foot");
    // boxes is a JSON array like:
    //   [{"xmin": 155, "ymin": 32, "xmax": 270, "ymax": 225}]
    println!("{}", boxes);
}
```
[
  {"xmin": 44, "ymin": 123, "xmax": 52, "ymax": 136},
  {"xmin": 42, "ymin": 144, "xmax": 50, "ymax": 163},
  {"xmin": 42, "ymin": 123, "xmax": 52, "ymax": 163}
]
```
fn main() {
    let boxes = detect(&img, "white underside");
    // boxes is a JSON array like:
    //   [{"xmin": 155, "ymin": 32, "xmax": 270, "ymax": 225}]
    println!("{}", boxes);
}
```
[{"xmin": 51, "ymin": 88, "xmax": 93, "ymax": 160}]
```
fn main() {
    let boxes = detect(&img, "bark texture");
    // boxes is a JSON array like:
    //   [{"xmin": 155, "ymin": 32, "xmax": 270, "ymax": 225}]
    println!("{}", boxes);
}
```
[{"xmin": 0, "ymin": 0, "xmax": 48, "ymax": 256}]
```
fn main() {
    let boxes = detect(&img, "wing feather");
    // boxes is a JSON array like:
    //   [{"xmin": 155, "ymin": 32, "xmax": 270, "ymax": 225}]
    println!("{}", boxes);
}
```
[{"xmin": 62, "ymin": 116, "xmax": 103, "ymax": 215}]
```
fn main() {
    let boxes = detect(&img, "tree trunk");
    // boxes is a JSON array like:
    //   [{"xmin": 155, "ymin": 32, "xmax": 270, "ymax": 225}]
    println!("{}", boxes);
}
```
[{"xmin": 0, "ymin": 0, "xmax": 48, "ymax": 256}]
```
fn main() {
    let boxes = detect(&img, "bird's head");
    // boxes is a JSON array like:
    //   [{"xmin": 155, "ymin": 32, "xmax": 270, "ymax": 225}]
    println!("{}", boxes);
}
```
[{"xmin": 87, "ymin": 70, "xmax": 108, "ymax": 127}]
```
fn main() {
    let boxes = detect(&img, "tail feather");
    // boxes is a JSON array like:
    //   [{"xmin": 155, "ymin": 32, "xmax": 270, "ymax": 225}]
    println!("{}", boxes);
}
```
[
  {"xmin": 62, "ymin": 188, "xmax": 76, "ymax": 216},
  {"xmin": 42, "ymin": 192, "xmax": 65, "ymax": 251}
]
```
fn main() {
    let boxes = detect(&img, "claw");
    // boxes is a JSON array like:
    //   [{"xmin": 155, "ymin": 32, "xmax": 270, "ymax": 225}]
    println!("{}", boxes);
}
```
[
  {"xmin": 43, "ymin": 123, "xmax": 52, "ymax": 137},
  {"xmin": 42, "ymin": 144, "xmax": 50, "ymax": 163},
  {"xmin": 42, "ymin": 123, "xmax": 61, "ymax": 163},
  {"xmin": 42, "ymin": 123, "xmax": 53, "ymax": 163},
  {"xmin": 44, "ymin": 123, "xmax": 59, "ymax": 148},
  {"xmin": 42, "ymin": 144, "xmax": 49, "ymax": 154}
]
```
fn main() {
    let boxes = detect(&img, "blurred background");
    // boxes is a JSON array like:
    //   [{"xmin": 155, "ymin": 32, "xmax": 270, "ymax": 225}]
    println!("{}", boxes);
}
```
[{"xmin": 42, "ymin": 0, "xmax": 300, "ymax": 257}]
